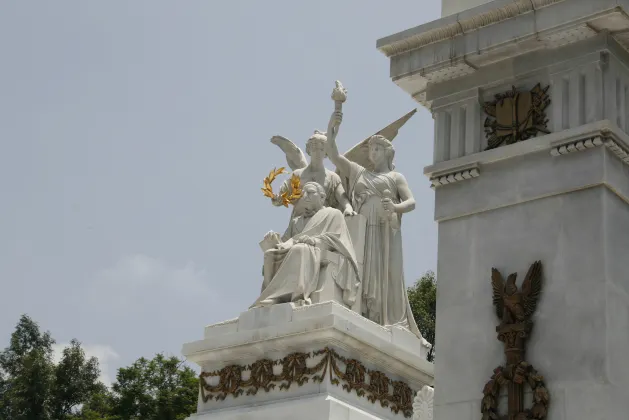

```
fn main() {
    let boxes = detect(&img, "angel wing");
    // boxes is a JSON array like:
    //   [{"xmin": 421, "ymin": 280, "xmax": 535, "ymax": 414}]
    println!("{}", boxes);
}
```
[
  {"xmin": 341, "ymin": 108, "xmax": 417, "ymax": 170},
  {"xmin": 521, "ymin": 260, "xmax": 543, "ymax": 318},
  {"xmin": 490, "ymin": 268, "xmax": 505, "ymax": 320},
  {"xmin": 270, "ymin": 135, "xmax": 308, "ymax": 171}
]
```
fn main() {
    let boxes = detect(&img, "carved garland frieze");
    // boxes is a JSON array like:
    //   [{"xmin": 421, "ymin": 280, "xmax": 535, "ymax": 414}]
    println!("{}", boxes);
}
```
[
  {"xmin": 484, "ymin": 84, "xmax": 551, "ymax": 150},
  {"xmin": 199, "ymin": 347, "xmax": 416, "ymax": 418},
  {"xmin": 482, "ymin": 261, "xmax": 550, "ymax": 420}
]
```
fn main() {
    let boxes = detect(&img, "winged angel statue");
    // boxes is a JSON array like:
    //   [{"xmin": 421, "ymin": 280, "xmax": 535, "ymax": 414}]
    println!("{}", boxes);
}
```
[
  {"xmin": 269, "ymin": 81, "xmax": 416, "ymax": 230},
  {"xmin": 491, "ymin": 260, "xmax": 543, "ymax": 325},
  {"xmin": 269, "ymin": 131, "xmax": 354, "ymax": 222},
  {"xmin": 259, "ymin": 80, "xmax": 427, "ymax": 343}
]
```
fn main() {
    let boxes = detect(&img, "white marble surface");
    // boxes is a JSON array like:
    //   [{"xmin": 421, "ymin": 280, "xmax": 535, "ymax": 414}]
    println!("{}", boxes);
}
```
[
  {"xmin": 187, "ymin": 394, "xmax": 385, "ymax": 420},
  {"xmin": 185, "ymin": 301, "xmax": 432, "ymax": 379},
  {"xmin": 309, "ymin": 214, "xmax": 367, "ymax": 312},
  {"xmin": 428, "ymin": 125, "xmax": 629, "ymax": 419},
  {"xmin": 377, "ymin": 1, "xmax": 629, "ymax": 418},
  {"xmin": 423, "ymin": 119, "xmax": 629, "ymax": 420},
  {"xmin": 254, "ymin": 186, "xmax": 360, "ymax": 309},
  {"xmin": 182, "ymin": 302, "xmax": 434, "ymax": 419}
]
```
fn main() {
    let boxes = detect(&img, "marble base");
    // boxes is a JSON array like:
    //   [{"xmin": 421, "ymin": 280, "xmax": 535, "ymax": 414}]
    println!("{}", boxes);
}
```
[
  {"xmin": 188, "ymin": 394, "xmax": 393, "ymax": 420},
  {"xmin": 182, "ymin": 301, "xmax": 434, "ymax": 420}
]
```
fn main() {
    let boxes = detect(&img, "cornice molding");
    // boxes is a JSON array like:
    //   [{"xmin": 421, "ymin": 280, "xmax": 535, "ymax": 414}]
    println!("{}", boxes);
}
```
[
  {"xmin": 430, "ymin": 163, "xmax": 480, "ymax": 188},
  {"xmin": 425, "ymin": 120, "xmax": 629, "ymax": 188},
  {"xmin": 377, "ymin": 0, "xmax": 565, "ymax": 57}
]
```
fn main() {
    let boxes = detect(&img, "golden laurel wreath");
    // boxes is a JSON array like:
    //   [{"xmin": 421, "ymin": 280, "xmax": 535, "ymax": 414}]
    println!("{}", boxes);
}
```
[{"xmin": 261, "ymin": 167, "xmax": 302, "ymax": 207}]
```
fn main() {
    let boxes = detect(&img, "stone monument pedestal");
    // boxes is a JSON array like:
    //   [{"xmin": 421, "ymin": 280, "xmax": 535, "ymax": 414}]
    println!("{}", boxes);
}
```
[{"xmin": 182, "ymin": 301, "xmax": 433, "ymax": 420}]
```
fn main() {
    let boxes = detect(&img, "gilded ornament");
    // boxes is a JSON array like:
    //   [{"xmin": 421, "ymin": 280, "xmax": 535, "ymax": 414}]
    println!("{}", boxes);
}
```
[{"xmin": 261, "ymin": 167, "xmax": 302, "ymax": 207}]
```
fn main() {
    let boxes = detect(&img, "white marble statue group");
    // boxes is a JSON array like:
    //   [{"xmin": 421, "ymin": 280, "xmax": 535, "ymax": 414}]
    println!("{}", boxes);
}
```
[{"xmin": 253, "ymin": 81, "xmax": 422, "ymax": 339}]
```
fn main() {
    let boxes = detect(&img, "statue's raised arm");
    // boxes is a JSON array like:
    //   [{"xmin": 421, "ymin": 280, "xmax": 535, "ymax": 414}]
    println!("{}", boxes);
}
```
[
  {"xmin": 322, "ymin": 80, "xmax": 425, "ymax": 341},
  {"xmin": 324, "ymin": 80, "xmax": 417, "ymax": 203},
  {"xmin": 325, "ymin": 82, "xmax": 353, "ymax": 177}
]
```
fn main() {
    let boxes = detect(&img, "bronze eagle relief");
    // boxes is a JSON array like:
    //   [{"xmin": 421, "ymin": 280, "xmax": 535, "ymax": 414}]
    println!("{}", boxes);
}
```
[
  {"xmin": 491, "ymin": 260, "xmax": 543, "ymax": 326},
  {"xmin": 482, "ymin": 260, "xmax": 549, "ymax": 420}
]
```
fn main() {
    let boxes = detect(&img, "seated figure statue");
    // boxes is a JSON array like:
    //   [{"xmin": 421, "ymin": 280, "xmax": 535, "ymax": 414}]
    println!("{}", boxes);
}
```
[{"xmin": 251, "ymin": 182, "xmax": 360, "ymax": 308}]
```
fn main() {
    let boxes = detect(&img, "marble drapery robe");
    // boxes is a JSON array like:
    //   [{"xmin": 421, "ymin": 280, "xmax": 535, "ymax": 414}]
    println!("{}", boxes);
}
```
[
  {"xmin": 344, "ymin": 161, "xmax": 423, "ymax": 339},
  {"xmin": 251, "ymin": 207, "xmax": 360, "ymax": 308},
  {"xmin": 278, "ymin": 168, "xmax": 344, "ymax": 224}
]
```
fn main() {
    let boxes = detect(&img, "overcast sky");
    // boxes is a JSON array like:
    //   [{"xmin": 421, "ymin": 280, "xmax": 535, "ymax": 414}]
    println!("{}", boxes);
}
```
[{"xmin": 0, "ymin": 1, "xmax": 441, "ymax": 384}]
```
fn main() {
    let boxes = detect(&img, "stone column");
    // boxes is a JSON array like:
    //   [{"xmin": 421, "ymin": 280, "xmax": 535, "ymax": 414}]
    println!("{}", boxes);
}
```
[{"xmin": 377, "ymin": 1, "xmax": 629, "ymax": 418}]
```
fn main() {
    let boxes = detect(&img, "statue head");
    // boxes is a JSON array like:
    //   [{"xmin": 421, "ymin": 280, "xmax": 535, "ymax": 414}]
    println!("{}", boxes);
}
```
[
  {"xmin": 367, "ymin": 135, "xmax": 395, "ymax": 170},
  {"xmin": 301, "ymin": 181, "xmax": 326, "ymax": 217},
  {"xmin": 306, "ymin": 130, "xmax": 327, "ymax": 162}
]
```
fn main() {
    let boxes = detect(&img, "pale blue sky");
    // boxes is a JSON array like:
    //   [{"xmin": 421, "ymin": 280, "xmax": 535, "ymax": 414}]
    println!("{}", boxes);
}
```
[{"xmin": 0, "ymin": 1, "xmax": 440, "ymax": 383}]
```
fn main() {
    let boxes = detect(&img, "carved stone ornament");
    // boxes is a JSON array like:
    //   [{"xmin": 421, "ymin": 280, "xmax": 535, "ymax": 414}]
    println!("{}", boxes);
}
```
[
  {"xmin": 412, "ymin": 385, "xmax": 434, "ymax": 420},
  {"xmin": 481, "ymin": 261, "xmax": 550, "ymax": 420},
  {"xmin": 483, "ymin": 84, "xmax": 551, "ymax": 150},
  {"xmin": 200, "ymin": 347, "xmax": 416, "ymax": 418}
]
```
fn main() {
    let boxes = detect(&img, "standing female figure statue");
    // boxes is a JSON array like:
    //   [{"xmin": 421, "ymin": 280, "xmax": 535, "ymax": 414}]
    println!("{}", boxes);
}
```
[{"xmin": 325, "ymin": 109, "xmax": 423, "ymax": 339}]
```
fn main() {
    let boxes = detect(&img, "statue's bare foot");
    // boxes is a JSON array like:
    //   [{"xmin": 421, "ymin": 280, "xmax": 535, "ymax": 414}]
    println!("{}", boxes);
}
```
[{"xmin": 295, "ymin": 298, "xmax": 312, "ymax": 307}]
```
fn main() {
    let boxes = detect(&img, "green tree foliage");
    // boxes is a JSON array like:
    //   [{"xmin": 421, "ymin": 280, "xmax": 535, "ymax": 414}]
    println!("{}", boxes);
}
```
[
  {"xmin": 0, "ymin": 314, "xmax": 56, "ymax": 419},
  {"xmin": 408, "ymin": 271, "xmax": 437, "ymax": 362},
  {"xmin": 108, "ymin": 354, "xmax": 198, "ymax": 420},
  {"xmin": 1, "ymin": 315, "xmax": 199, "ymax": 420},
  {"xmin": 70, "ymin": 383, "xmax": 115, "ymax": 419},
  {"xmin": 0, "ymin": 315, "xmax": 106, "ymax": 419},
  {"xmin": 51, "ymin": 339, "xmax": 101, "ymax": 419},
  {"xmin": 71, "ymin": 354, "xmax": 198, "ymax": 419}
]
